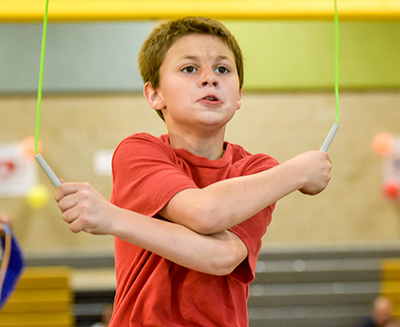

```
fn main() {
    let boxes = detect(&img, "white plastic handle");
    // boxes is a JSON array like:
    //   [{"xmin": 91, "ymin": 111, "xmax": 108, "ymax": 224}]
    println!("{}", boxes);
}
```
[
  {"xmin": 320, "ymin": 123, "xmax": 339, "ymax": 152},
  {"xmin": 35, "ymin": 154, "xmax": 62, "ymax": 188}
]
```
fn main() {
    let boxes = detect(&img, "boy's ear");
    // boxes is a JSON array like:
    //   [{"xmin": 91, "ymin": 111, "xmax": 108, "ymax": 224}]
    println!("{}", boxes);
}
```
[
  {"xmin": 236, "ymin": 88, "xmax": 243, "ymax": 110},
  {"xmin": 143, "ymin": 82, "xmax": 165, "ymax": 110}
]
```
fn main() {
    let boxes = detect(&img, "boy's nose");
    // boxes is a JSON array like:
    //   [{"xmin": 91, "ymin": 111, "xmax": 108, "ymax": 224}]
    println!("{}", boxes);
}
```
[
  {"xmin": 200, "ymin": 69, "xmax": 218, "ymax": 87},
  {"xmin": 202, "ymin": 80, "xmax": 218, "ymax": 87}
]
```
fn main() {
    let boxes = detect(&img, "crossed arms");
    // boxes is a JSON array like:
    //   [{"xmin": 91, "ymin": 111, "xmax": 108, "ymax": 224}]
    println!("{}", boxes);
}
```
[{"xmin": 55, "ymin": 150, "xmax": 331, "ymax": 276}]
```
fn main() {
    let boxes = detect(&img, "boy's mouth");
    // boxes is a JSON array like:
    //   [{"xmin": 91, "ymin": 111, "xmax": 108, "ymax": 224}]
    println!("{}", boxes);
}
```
[{"xmin": 200, "ymin": 95, "xmax": 220, "ymax": 103}]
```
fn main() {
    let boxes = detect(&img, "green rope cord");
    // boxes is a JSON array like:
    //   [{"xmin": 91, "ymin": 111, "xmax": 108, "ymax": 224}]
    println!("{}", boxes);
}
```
[
  {"xmin": 35, "ymin": 0, "xmax": 50, "ymax": 155},
  {"xmin": 334, "ymin": 0, "xmax": 340, "ymax": 123},
  {"xmin": 34, "ymin": 0, "xmax": 340, "ymax": 150}
]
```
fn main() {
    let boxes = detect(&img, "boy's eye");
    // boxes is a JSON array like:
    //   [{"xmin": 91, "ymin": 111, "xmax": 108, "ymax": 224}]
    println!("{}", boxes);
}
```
[
  {"xmin": 215, "ymin": 66, "xmax": 229, "ymax": 74},
  {"xmin": 182, "ymin": 66, "xmax": 197, "ymax": 73}
]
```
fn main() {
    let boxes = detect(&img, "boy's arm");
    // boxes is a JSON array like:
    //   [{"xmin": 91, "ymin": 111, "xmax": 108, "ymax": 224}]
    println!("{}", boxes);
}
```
[
  {"xmin": 55, "ymin": 183, "xmax": 247, "ymax": 276},
  {"xmin": 160, "ymin": 150, "xmax": 331, "ymax": 234}
]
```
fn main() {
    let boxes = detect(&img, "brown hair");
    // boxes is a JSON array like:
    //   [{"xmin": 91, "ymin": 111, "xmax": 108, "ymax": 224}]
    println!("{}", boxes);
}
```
[{"xmin": 138, "ymin": 17, "xmax": 244, "ymax": 120}]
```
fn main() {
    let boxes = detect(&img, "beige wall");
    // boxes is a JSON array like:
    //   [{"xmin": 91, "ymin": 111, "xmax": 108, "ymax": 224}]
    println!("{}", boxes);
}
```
[{"xmin": 1, "ymin": 91, "xmax": 399, "ymax": 255}]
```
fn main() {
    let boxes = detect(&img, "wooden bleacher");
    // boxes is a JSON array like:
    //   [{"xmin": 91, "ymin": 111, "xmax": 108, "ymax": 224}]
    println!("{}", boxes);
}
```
[
  {"xmin": 14, "ymin": 245, "xmax": 400, "ymax": 327},
  {"xmin": 381, "ymin": 258, "xmax": 400, "ymax": 320},
  {"xmin": 25, "ymin": 253, "xmax": 116, "ymax": 327},
  {"xmin": 0, "ymin": 266, "xmax": 74, "ymax": 327},
  {"xmin": 248, "ymin": 246, "xmax": 400, "ymax": 327}
]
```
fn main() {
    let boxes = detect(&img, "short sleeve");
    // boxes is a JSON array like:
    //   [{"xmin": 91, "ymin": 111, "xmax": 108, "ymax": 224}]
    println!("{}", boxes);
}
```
[
  {"xmin": 111, "ymin": 133, "xmax": 197, "ymax": 217},
  {"xmin": 228, "ymin": 153, "xmax": 279, "ymax": 284}
]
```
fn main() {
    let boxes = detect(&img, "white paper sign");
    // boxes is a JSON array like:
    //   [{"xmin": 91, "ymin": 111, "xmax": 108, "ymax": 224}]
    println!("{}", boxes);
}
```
[
  {"xmin": 93, "ymin": 150, "xmax": 114, "ymax": 176},
  {"xmin": 0, "ymin": 142, "xmax": 37, "ymax": 197}
]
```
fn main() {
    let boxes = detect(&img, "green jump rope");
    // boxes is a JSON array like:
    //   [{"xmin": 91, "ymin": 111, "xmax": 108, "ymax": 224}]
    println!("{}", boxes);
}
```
[
  {"xmin": 34, "ymin": 0, "xmax": 61, "ymax": 188},
  {"xmin": 34, "ymin": 0, "xmax": 340, "ymax": 187},
  {"xmin": 320, "ymin": 0, "xmax": 340, "ymax": 152}
]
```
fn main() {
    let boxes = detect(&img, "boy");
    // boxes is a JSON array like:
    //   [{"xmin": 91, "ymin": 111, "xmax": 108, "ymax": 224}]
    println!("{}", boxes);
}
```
[{"xmin": 55, "ymin": 17, "xmax": 331, "ymax": 326}]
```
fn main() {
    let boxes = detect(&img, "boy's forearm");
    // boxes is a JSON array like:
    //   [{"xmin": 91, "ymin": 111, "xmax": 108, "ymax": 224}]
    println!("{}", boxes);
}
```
[
  {"xmin": 161, "ymin": 151, "xmax": 331, "ymax": 234},
  {"xmin": 208, "ymin": 161, "xmax": 302, "ymax": 229},
  {"xmin": 55, "ymin": 182, "xmax": 246, "ymax": 276},
  {"xmin": 161, "ymin": 160, "xmax": 300, "ymax": 234},
  {"xmin": 111, "ymin": 206, "xmax": 247, "ymax": 276},
  {"xmin": 201, "ymin": 161, "xmax": 302, "ymax": 229}
]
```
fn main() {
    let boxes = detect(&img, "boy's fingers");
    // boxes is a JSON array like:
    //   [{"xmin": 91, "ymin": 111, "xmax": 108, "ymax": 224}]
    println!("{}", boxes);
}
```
[
  {"xmin": 54, "ymin": 182, "xmax": 81, "ymax": 201},
  {"xmin": 58, "ymin": 193, "xmax": 79, "ymax": 213},
  {"xmin": 68, "ymin": 219, "xmax": 83, "ymax": 234},
  {"xmin": 61, "ymin": 205, "xmax": 80, "ymax": 224}
]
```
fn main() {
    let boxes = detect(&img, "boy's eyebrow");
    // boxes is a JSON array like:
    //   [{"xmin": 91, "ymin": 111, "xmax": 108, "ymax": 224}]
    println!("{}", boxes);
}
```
[{"xmin": 177, "ymin": 54, "xmax": 233, "ymax": 62}]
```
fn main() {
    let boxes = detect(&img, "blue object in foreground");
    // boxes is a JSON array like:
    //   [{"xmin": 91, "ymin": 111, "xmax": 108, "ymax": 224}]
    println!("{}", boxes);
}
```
[{"xmin": 0, "ymin": 231, "xmax": 25, "ymax": 310}]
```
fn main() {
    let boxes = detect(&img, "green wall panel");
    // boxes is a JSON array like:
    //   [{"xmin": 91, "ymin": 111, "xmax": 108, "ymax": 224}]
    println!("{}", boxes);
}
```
[
  {"xmin": 225, "ymin": 21, "xmax": 400, "ymax": 90},
  {"xmin": 1, "ymin": 21, "xmax": 399, "ymax": 93}
]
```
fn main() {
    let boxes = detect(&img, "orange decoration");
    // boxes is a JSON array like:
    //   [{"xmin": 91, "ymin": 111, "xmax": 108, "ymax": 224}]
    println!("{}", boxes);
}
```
[
  {"xmin": 382, "ymin": 181, "xmax": 400, "ymax": 201},
  {"xmin": 372, "ymin": 133, "xmax": 395, "ymax": 155},
  {"xmin": 20, "ymin": 137, "xmax": 42, "ymax": 160}
]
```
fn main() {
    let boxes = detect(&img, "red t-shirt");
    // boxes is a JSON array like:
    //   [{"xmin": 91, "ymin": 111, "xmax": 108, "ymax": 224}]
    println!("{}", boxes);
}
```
[{"xmin": 109, "ymin": 133, "xmax": 278, "ymax": 327}]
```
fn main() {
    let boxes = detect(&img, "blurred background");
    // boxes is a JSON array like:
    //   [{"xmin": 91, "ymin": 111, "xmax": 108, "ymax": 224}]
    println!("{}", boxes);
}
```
[{"xmin": 1, "ymin": 1, "xmax": 400, "ymax": 326}]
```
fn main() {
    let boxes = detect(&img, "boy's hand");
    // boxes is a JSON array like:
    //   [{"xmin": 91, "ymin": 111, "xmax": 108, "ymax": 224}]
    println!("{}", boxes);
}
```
[
  {"xmin": 0, "ymin": 214, "xmax": 12, "ymax": 238},
  {"xmin": 55, "ymin": 182, "xmax": 116, "ymax": 235},
  {"xmin": 290, "ymin": 150, "xmax": 332, "ymax": 196}
]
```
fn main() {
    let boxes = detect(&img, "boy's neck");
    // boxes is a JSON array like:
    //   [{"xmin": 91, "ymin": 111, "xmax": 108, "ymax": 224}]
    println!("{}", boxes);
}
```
[{"xmin": 168, "ymin": 130, "xmax": 226, "ymax": 160}]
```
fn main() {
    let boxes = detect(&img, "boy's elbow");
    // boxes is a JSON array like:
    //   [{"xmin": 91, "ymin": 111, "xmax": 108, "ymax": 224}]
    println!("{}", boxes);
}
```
[
  {"xmin": 190, "ymin": 198, "xmax": 226, "ymax": 235},
  {"xmin": 168, "ymin": 188, "xmax": 225, "ymax": 235},
  {"xmin": 211, "ymin": 261, "xmax": 239, "ymax": 276},
  {"xmin": 209, "ymin": 239, "xmax": 247, "ymax": 276},
  {"xmin": 192, "ymin": 218, "xmax": 221, "ymax": 235}
]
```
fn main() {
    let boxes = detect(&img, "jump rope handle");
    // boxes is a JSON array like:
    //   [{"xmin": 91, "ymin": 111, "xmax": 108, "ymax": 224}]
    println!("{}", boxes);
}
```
[
  {"xmin": 35, "ymin": 154, "xmax": 62, "ymax": 188},
  {"xmin": 34, "ymin": 125, "xmax": 337, "ymax": 188},
  {"xmin": 320, "ymin": 122, "xmax": 339, "ymax": 152}
]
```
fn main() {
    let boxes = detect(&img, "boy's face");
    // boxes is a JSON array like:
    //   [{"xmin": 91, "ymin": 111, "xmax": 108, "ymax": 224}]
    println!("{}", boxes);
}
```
[{"xmin": 145, "ymin": 34, "xmax": 242, "ymax": 135}]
